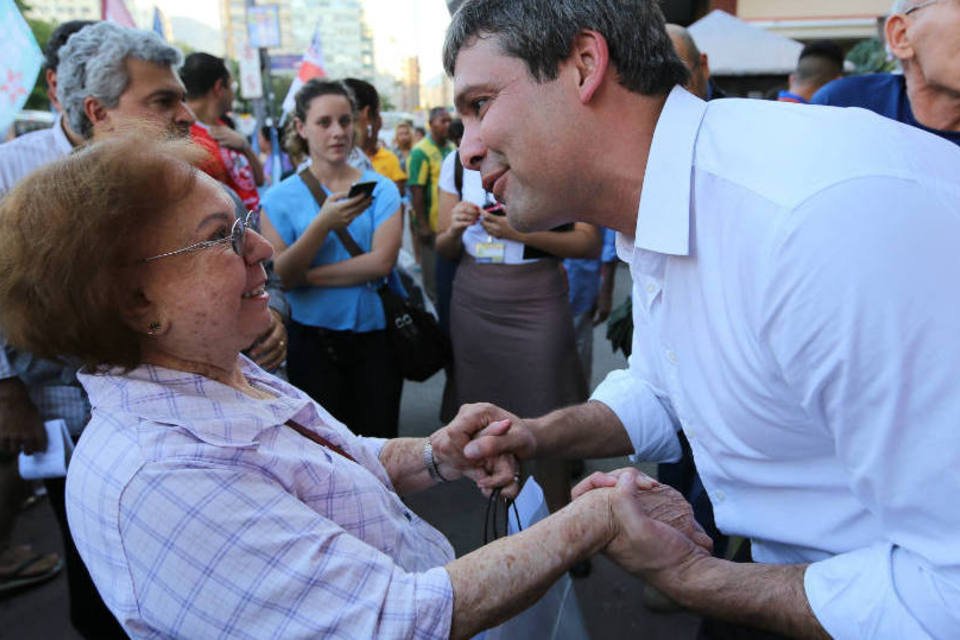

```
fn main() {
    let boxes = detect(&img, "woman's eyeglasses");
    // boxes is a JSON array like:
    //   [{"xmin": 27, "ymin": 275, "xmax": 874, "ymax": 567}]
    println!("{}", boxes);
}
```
[{"xmin": 142, "ymin": 211, "xmax": 252, "ymax": 263}]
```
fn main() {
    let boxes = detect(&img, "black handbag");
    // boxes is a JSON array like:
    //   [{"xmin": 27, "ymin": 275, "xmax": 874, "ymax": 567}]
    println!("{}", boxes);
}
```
[{"xmin": 298, "ymin": 169, "xmax": 451, "ymax": 381}]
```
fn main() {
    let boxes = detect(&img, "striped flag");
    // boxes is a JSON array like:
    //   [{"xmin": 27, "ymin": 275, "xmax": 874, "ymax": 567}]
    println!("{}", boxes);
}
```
[
  {"xmin": 281, "ymin": 20, "xmax": 327, "ymax": 116},
  {"xmin": 102, "ymin": 0, "xmax": 136, "ymax": 27},
  {"xmin": 0, "ymin": 0, "xmax": 43, "ymax": 136}
]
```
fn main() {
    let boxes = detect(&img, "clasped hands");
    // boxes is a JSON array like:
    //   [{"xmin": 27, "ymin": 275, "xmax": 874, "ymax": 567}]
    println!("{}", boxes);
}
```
[{"xmin": 432, "ymin": 402, "xmax": 714, "ymax": 591}]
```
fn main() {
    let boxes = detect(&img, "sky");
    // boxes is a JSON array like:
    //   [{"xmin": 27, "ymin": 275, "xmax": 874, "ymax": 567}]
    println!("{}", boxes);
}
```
[{"xmin": 152, "ymin": 0, "xmax": 452, "ymax": 80}]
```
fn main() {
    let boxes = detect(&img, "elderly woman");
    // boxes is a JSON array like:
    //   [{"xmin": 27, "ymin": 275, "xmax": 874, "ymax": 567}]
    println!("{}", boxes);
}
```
[{"xmin": 0, "ymin": 135, "xmax": 711, "ymax": 639}]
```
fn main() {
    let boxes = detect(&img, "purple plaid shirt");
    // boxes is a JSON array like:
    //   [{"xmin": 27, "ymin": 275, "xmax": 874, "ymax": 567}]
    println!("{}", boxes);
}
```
[{"xmin": 66, "ymin": 357, "xmax": 454, "ymax": 639}]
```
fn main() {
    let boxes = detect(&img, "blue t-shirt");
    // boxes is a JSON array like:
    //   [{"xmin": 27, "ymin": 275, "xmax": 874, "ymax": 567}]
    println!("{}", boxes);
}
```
[
  {"xmin": 262, "ymin": 169, "xmax": 401, "ymax": 331},
  {"xmin": 564, "ymin": 228, "xmax": 618, "ymax": 316},
  {"xmin": 812, "ymin": 73, "xmax": 960, "ymax": 147}
]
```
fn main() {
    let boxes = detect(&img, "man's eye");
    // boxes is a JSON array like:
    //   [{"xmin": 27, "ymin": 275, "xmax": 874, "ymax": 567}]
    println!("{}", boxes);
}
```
[
  {"xmin": 472, "ymin": 98, "xmax": 489, "ymax": 114},
  {"xmin": 209, "ymin": 226, "xmax": 230, "ymax": 241}
]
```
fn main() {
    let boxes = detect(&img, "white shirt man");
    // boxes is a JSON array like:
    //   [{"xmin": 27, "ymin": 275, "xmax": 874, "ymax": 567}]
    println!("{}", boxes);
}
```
[{"xmin": 445, "ymin": 3, "xmax": 960, "ymax": 636}]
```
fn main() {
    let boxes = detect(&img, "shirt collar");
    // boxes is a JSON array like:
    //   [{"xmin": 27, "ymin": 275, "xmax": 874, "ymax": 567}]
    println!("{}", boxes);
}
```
[
  {"xmin": 78, "ymin": 356, "xmax": 314, "ymax": 448},
  {"xmin": 633, "ymin": 86, "xmax": 707, "ymax": 257},
  {"xmin": 777, "ymin": 90, "xmax": 809, "ymax": 104},
  {"xmin": 53, "ymin": 114, "xmax": 76, "ymax": 156}
]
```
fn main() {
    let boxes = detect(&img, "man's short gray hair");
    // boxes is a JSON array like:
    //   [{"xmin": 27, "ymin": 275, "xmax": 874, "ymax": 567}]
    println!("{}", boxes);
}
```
[
  {"xmin": 443, "ymin": 0, "xmax": 689, "ymax": 96},
  {"xmin": 57, "ymin": 22, "xmax": 182, "ymax": 139},
  {"xmin": 890, "ymin": 0, "xmax": 917, "ymax": 14}
]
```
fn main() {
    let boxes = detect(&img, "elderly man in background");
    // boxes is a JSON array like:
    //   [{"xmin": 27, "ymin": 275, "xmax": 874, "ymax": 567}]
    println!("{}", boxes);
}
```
[
  {"xmin": 446, "ymin": 0, "xmax": 960, "ymax": 637},
  {"xmin": 812, "ymin": 0, "xmax": 960, "ymax": 145}
]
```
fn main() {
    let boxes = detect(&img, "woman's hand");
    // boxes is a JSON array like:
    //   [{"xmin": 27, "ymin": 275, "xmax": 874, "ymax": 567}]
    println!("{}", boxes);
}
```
[
  {"xmin": 449, "ymin": 202, "xmax": 481, "ymax": 235},
  {"xmin": 480, "ymin": 210, "xmax": 521, "ymax": 241},
  {"xmin": 314, "ymin": 191, "xmax": 371, "ymax": 233}
]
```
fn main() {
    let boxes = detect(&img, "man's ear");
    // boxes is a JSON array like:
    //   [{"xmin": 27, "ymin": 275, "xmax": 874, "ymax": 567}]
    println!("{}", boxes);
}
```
[
  {"xmin": 885, "ymin": 14, "xmax": 914, "ymax": 63},
  {"xmin": 83, "ymin": 96, "xmax": 110, "ymax": 132},
  {"xmin": 569, "ymin": 30, "xmax": 610, "ymax": 104}
]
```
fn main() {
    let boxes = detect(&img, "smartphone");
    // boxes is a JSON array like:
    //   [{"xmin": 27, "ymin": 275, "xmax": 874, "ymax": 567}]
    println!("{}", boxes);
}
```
[{"xmin": 347, "ymin": 181, "xmax": 377, "ymax": 199}]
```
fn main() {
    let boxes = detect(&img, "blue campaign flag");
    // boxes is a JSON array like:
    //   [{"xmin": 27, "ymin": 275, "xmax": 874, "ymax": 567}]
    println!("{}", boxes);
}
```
[
  {"xmin": 0, "ymin": 0, "xmax": 43, "ymax": 135},
  {"xmin": 152, "ymin": 6, "xmax": 166, "ymax": 39}
]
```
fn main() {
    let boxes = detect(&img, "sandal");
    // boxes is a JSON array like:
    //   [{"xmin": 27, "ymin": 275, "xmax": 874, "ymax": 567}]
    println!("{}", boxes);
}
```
[{"xmin": 0, "ymin": 544, "xmax": 63, "ymax": 595}]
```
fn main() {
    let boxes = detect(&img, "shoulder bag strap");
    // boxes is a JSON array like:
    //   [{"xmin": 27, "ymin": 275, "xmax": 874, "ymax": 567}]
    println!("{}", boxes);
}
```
[
  {"xmin": 298, "ymin": 167, "xmax": 366, "ymax": 258},
  {"xmin": 285, "ymin": 418, "xmax": 357, "ymax": 463}
]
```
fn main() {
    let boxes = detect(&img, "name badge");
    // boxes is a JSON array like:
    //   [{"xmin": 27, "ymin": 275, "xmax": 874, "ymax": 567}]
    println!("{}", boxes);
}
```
[{"xmin": 474, "ymin": 241, "xmax": 506, "ymax": 264}]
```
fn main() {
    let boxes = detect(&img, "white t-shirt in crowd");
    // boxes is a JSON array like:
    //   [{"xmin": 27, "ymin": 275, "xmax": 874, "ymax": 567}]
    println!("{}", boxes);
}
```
[{"xmin": 438, "ymin": 151, "xmax": 538, "ymax": 264}]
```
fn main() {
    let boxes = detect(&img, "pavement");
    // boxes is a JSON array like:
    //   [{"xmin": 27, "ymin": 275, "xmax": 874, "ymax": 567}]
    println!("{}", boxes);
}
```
[{"xmin": 0, "ymin": 263, "xmax": 701, "ymax": 639}]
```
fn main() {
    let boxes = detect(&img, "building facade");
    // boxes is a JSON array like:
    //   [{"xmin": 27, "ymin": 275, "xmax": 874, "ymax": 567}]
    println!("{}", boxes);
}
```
[{"xmin": 221, "ymin": 0, "xmax": 375, "ymax": 81}]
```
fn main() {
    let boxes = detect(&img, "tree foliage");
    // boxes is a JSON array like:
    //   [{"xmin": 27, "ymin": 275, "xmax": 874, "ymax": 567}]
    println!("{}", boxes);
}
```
[{"xmin": 846, "ymin": 38, "xmax": 897, "ymax": 75}]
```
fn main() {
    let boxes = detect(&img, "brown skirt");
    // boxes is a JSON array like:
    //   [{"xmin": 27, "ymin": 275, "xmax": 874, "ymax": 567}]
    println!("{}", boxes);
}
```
[{"xmin": 442, "ymin": 255, "xmax": 587, "ymax": 420}]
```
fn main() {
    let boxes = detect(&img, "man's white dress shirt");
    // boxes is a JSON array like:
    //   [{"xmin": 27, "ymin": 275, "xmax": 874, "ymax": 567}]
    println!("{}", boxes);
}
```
[
  {"xmin": 591, "ymin": 87, "xmax": 960, "ymax": 638},
  {"xmin": 0, "ymin": 114, "xmax": 73, "ymax": 199}
]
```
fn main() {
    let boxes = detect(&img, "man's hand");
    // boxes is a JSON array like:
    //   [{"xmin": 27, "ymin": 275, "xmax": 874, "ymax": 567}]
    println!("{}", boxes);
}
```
[
  {"xmin": 0, "ymin": 378, "xmax": 46, "ymax": 455},
  {"xmin": 432, "ymin": 413, "xmax": 521, "ymax": 498},
  {"xmin": 448, "ymin": 402, "xmax": 538, "ymax": 466},
  {"xmin": 592, "ymin": 289, "xmax": 613, "ymax": 326},
  {"xmin": 247, "ymin": 309, "xmax": 287, "ymax": 371},
  {"xmin": 209, "ymin": 125, "xmax": 251, "ymax": 152},
  {"xmin": 575, "ymin": 468, "xmax": 713, "ymax": 575}
]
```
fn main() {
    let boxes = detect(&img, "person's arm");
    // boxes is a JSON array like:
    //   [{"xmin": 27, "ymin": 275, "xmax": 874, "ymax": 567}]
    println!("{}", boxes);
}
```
[
  {"xmin": 407, "ymin": 148, "xmax": 431, "ymax": 239},
  {"xmin": 575, "ymin": 468, "xmax": 828, "ymax": 638},
  {"xmin": 593, "ymin": 260, "xmax": 617, "ymax": 325},
  {"xmin": 479, "ymin": 215, "xmax": 602, "ymax": 259},
  {"xmin": 451, "ymin": 401, "xmax": 634, "ymax": 466},
  {"xmin": 409, "ymin": 185, "xmax": 429, "ymax": 237},
  {"xmin": 304, "ymin": 208, "xmax": 401, "ymax": 287},
  {"xmin": 210, "ymin": 124, "xmax": 266, "ymax": 186},
  {"xmin": 264, "ymin": 191, "xmax": 371, "ymax": 288},
  {"xmin": 0, "ymin": 375, "xmax": 46, "ymax": 454}
]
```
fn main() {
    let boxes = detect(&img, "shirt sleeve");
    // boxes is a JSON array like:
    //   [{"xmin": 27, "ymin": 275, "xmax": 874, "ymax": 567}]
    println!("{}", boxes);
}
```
[
  {"xmin": 120, "ymin": 464, "xmax": 454, "ymax": 640},
  {"xmin": 762, "ymin": 176, "xmax": 960, "ymax": 639},
  {"xmin": 406, "ymin": 148, "xmax": 429, "ymax": 187},
  {"xmin": 379, "ymin": 150, "xmax": 407, "ymax": 182},
  {"xmin": 438, "ymin": 152, "xmax": 458, "ymax": 196}
]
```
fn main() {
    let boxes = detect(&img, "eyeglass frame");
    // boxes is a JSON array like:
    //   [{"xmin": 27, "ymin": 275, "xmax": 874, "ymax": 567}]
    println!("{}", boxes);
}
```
[
  {"xmin": 904, "ymin": 0, "xmax": 940, "ymax": 15},
  {"xmin": 141, "ymin": 210, "xmax": 253, "ymax": 263}
]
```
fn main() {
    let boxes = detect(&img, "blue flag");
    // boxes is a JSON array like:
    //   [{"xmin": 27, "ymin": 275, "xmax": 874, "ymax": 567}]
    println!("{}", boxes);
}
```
[
  {"xmin": 152, "ymin": 6, "xmax": 166, "ymax": 39},
  {"xmin": 0, "ymin": 0, "xmax": 43, "ymax": 136}
]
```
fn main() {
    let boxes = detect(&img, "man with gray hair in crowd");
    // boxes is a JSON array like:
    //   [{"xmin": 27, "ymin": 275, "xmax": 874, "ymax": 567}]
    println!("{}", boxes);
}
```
[
  {"xmin": 0, "ymin": 21, "xmax": 193, "ymax": 637},
  {"xmin": 812, "ymin": 0, "xmax": 960, "ymax": 145},
  {"xmin": 445, "ymin": 0, "xmax": 960, "ymax": 637}
]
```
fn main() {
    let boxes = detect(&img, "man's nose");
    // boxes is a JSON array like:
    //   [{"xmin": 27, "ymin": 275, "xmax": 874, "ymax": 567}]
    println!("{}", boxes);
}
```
[
  {"xmin": 178, "ymin": 101, "xmax": 196, "ymax": 126},
  {"xmin": 458, "ymin": 121, "xmax": 486, "ymax": 171}
]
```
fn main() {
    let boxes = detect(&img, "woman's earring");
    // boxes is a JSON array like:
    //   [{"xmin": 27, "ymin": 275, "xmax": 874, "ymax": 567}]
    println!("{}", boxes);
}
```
[
  {"xmin": 367, "ymin": 125, "xmax": 373, "ymax": 137},
  {"xmin": 147, "ymin": 321, "xmax": 161, "ymax": 335}
]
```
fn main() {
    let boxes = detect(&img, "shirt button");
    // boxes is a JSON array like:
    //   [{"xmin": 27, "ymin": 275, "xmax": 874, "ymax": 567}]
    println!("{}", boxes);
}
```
[
  {"xmin": 665, "ymin": 349, "xmax": 678, "ymax": 364},
  {"xmin": 686, "ymin": 428, "xmax": 696, "ymax": 440},
  {"xmin": 714, "ymin": 489, "xmax": 726, "ymax": 503},
  {"xmin": 646, "ymin": 283, "xmax": 656, "ymax": 294}
]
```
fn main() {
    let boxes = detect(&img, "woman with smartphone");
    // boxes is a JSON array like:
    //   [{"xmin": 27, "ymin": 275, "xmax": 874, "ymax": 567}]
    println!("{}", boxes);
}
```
[
  {"xmin": 435, "ymin": 152, "xmax": 602, "ymax": 513},
  {"xmin": 260, "ymin": 79, "xmax": 404, "ymax": 439}
]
